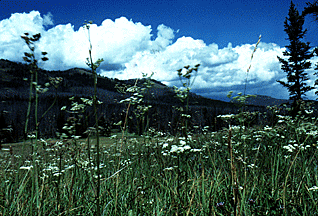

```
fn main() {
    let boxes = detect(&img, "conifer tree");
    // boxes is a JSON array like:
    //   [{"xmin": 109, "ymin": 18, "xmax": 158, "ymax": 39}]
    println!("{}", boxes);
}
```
[
  {"xmin": 303, "ymin": 0, "xmax": 318, "ymax": 20},
  {"xmin": 302, "ymin": 0, "xmax": 318, "ymax": 97},
  {"xmin": 277, "ymin": 1, "xmax": 314, "ymax": 117}
]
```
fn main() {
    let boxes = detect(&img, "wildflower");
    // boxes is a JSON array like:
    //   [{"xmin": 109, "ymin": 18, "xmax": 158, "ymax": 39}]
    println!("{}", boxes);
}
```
[
  {"xmin": 217, "ymin": 114, "xmax": 235, "ymax": 119},
  {"xmin": 179, "ymin": 140, "xmax": 186, "ymax": 146},
  {"xmin": 65, "ymin": 164, "xmax": 75, "ymax": 170},
  {"xmin": 80, "ymin": 98, "xmax": 93, "ymax": 106},
  {"xmin": 247, "ymin": 164, "xmax": 256, "ymax": 168},
  {"xmin": 248, "ymin": 199, "xmax": 256, "ymax": 205},
  {"xmin": 183, "ymin": 145, "xmax": 191, "ymax": 151},
  {"xmin": 305, "ymin": 109, "xmax": 313, "ymax": 114},
  {"xmin": 309, "ymin": 186, "xmax": 318, "ymax": 191},
  {"xmin": 170, "ymin": 145, "xmax": 179, "ymax": 153},
  {"xmin": 93, "ymin": 175, "xmax": 103, "ymax": 179},
  {"xmin": 307, "ymin": 130, "xmax": 318, "ymax": 136},
  {"xmin": 283, "ymin": 144, "xmax": 296, "ymax": 152},
  {"xmin": 216, "ymin": 202, "xmax": 224, "ymax": 208},
  {"xmin": 264, "ymin": 125, "xmax": 272, "ymax": 131},
  {"xmin": 162, "ymin": 143, "xmax": 169, "ymax": 148},
  {"xmin": 163, "ymin": 167, "xmax": 174, "ymax": 171},
  {"xmin": 27, "ymin": 134, "xmax": 36, "ymax": 139},
  {"xmin": 190, "ymin": 148, "xmax": 202, "ymax": 152},
  {"xmin": 20, "ymin": 165, "xmax": 33, "ymax": 170},
  {"xmin": 72, "ymin": 135, "xmax": 81, "ymax": 140},
  {"xmin": 169, "ymin": 144, "xmax": 191, "ymax": 154},
  {"xmin": 110, "ymin": 135, "xmax": 117, "ymax": 139}
]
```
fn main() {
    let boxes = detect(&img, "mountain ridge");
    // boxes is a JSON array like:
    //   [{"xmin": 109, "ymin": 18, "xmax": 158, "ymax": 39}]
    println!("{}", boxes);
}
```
[{"xmin": 0, "ymin": 58, "xmax": 293, "ymax": 107}]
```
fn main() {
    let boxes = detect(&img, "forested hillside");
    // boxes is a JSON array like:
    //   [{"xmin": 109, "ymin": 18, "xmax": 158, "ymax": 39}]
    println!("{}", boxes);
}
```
[{"xmin": 0, "ymin": 59, "xmax": 309, "ymax": 143}]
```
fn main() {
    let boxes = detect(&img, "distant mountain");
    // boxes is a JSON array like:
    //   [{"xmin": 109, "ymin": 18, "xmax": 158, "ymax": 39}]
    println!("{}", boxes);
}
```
[
  {"xmin": 0, "ymin": 58, "xmax": 314, "ymax": 109},
  {"xmin": 244, "ymin": 94, "xmax": 292, "ymax": 107},
  {"xmin": 0, "ymin": 58, "xmax": 240, "ymax": 108}
]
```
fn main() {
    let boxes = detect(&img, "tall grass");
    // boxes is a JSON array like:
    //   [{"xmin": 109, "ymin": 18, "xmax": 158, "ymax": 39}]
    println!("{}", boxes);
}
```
[
  {"xmin": 84, "ymin": 20, "xmax": 104, "ymax": 216},
  {"xmin": 1, "ymin": 31, "xmax": 318, "ymax": 216},
  {"xmin": 20, "ymin": 32, "xmax": 50, "ymax": 214}
]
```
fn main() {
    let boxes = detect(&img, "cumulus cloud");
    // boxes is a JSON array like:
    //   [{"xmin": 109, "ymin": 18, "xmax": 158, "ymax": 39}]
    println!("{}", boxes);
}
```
[
  {"xmin": 42, "ymin": 12, "xmax": 54, "ymax": 26},
  {"xmin": 0, "ymin": 11, "xmax": 54, "ymax": 61},
  {"xmin": 152, "ymin": 24, "xmax": 175, "ymax": 51},
  {"xmin": 0, "ymin": 11, "xmax": 316, "ymax": 100}
]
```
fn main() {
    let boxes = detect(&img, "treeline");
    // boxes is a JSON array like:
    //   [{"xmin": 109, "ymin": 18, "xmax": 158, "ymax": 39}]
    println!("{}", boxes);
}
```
[{"xmin": 0, "ymin": 93, "xmax": 274, "ymax": 143}]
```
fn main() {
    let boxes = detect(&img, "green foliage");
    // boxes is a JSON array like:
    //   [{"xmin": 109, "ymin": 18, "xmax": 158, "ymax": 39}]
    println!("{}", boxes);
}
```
[
  {"xmin": 57, "ymin": 96, "xmax": 98, "ymax": 139},
  {"xmin": 174, "ymin": 64, "xmax": 200, "ymax": 137},
  {"xmin": 117, "ymin": 72, "xmax": 155, "ymax": 136}
]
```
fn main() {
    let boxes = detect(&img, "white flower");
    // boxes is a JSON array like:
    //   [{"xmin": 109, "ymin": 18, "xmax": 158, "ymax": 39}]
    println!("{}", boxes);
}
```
[
  {"xmin": 170, "ymin": 144, "xmax": 191, "ymax": 154},
  {"xmin": 309, "ymin": 186, "xmax": 318, "ymax": 191},
  {"xmin": 53, "ymin": 172, "xmax": 62, "ymax": 177},
  {"xmin": 307, "ymin": 131, "xmax": 318, "ymax": 136},
  {"xmin": 283, "ymin": 144, "xmax": 296, "ymax": 152},
  {"xmin": 183, "ymin": 145, "xmax": 191, "ymax": 151},
  {"xmin": 65, "ymin": 164, "xmax": 75, "ymax": 170},
  {"xmin": 162, "ymin": 143, "xmax": 169, "ymax": 148},
  {"xmin": 264, "ymin": 125, "xmax": 272, "ymax": 131},
  {"xmin": 190, "ymin": 149, "xmax": 202, "ymax": 152},
  {"xmin": 72, "ymin": 135, "xmax": 81, "ymax": 140},
  {"xmin": 247, "ymin": 164, "xmax": 256, "ymax": 168},
  {"xmin": 110, "ymin": 135, "xmax": 117, "ymax": 139},
  {"xmin": 170, "ymin": 145, "xmax": 179, "ymax": 153},
  {"xmin": 217, "ymin": 114, "xmax": 235, "ymax": 119},
  {"xmin": 305, "ymin": 110, "xmax": 313, "ymax": 114},
  {"xmin": 179, "ymin": 140, "xmax": 186, "ymax": 146},
  {"xmin": 20, "ymin": 165, "xmax": 33, "ymax": 170}
]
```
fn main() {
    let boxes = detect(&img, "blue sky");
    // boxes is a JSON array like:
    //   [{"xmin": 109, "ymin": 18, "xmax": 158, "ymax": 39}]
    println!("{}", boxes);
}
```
[{"xmin": 0, "ymin": 0, "xmax": 317, "ymax": 101}]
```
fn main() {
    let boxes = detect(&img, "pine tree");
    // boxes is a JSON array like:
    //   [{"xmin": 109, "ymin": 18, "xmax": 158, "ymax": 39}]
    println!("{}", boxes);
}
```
[
  {"xmin": 277, "ymin": 1, "xmax": 314, "ymax": 117},
  {"xmin": 302, "ymin": 0, "xmax": 318, "ymax": 97},
  {"xmin": 303, "ymin": 0, "xmax": 318, "ymax": 21}
]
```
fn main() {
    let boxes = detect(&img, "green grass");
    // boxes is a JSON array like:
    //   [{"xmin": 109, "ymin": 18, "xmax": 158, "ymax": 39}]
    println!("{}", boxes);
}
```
[{"xmin": 1, "ymin": 114, "xmax": 318, "ymax": 215}]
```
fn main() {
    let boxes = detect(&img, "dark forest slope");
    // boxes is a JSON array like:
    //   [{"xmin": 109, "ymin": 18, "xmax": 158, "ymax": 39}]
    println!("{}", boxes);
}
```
[{"xmin": 0, "ymin": 59, "xmax": 311, "ymax": 143}]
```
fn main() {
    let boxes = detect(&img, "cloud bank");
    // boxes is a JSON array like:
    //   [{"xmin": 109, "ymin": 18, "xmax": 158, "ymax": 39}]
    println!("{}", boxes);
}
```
[{"xmin": 1, "ymin": 11, "xmax": 317, "ymax": 100}]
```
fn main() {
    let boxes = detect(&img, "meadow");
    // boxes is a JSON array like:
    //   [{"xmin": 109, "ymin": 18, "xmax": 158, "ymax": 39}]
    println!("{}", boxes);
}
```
[{"xmin": 1, "ymin": 27, "xmax": 318, "ymax": 216}]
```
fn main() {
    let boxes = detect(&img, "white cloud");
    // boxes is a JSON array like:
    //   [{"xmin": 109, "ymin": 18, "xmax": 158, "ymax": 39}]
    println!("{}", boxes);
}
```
[
  {"xmin": 43, "ymin": 12, "xmax": 54, "ymax": 26},
  {"xmin": 0, "ymin": 11, "xmax": 316, "ymax": 100},
  {"xmin": 152, "ymin": 24, "xmax": 175, "ymax": 51},
  {"xmin": 0, "ymin": 11, "xmax": 50, "ymax": 61}
]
